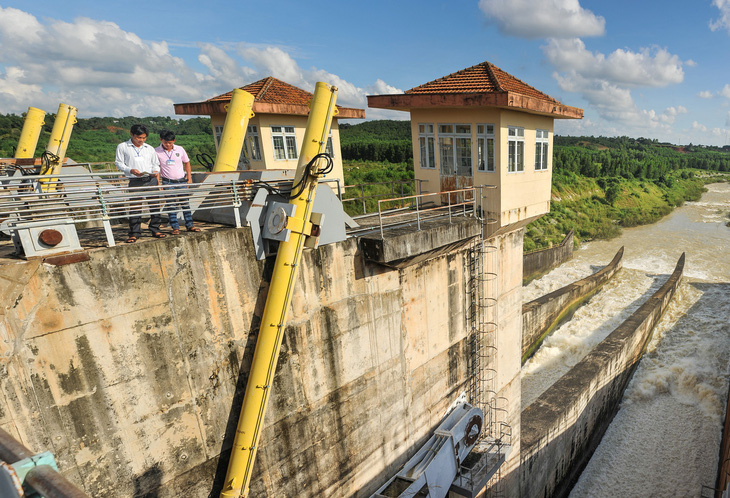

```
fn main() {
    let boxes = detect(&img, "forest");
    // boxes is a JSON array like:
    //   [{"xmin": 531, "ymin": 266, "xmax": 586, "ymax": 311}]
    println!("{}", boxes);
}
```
[
  {"xmin": 1, "ymin": 113, "xmax": 729, "ymax": 249},
  {"xmin": 0, "ymin": 113, "xmax": 215, "ymax": 164}
]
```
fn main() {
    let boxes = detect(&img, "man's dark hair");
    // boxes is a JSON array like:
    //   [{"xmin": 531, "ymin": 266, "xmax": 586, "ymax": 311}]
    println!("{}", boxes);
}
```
[
  {"xmin": 159, "ymin": 129, "xmax": 176, "ymax": 141},
  {"xmin": 130, "ymin": 124, "xmax": 148, "ymax": 136}
]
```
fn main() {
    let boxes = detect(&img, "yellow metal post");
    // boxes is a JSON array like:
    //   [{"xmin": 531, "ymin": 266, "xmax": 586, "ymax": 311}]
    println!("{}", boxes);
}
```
[
  {"xmin": 213, "ymin": 89, "xmax": 255, "ymax": 172},
  {"xmin": 40, "ymin": 103, "xmax": 77, "ymax": 191},
  {"xmin": 15, "ymin": 107, "xmax": 46, "ymax": 159},
  {"xmin": 220, "ymin": 82, "xmax": 338, "ymax": 498}
]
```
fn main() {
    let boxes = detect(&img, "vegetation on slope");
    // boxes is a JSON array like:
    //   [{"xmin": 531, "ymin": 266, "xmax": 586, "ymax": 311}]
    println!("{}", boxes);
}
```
[{"xmin": 524, "ymin": 170, "xmax": 709, "ymax": 252}]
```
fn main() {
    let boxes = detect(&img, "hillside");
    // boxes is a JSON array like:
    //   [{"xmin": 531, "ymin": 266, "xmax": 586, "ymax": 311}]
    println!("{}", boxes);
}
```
[{"xmin": 0, "ymin": 114, "xmax": 215, "ymax": 164}]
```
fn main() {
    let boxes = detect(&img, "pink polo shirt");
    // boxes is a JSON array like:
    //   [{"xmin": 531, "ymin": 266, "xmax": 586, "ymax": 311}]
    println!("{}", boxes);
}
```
[{"xmin": 154, "ymin": 144, "xmax": 190, "ymax": 180}]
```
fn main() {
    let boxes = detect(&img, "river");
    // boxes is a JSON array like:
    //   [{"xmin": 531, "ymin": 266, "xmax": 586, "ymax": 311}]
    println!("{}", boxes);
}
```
[{"xmin": 521, "ymin": 181, "xmax": 730, "ymax": 496}]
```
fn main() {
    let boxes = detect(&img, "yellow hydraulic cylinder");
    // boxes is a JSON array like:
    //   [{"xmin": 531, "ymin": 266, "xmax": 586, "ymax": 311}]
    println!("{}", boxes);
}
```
[
  {"xmin": 40, "ymin": 103, "xmax": 77, "ymax": 191},
  {"xmin": 212, "ymin": 89, "xmax": 255, "ymax": 172},
  {"xmin": 15, "ymin": 106, "xmax": 46, "ymax": 159},
  {"xmin": 220, "ymin": 82, "xmax": 338, "ymax": 498}
]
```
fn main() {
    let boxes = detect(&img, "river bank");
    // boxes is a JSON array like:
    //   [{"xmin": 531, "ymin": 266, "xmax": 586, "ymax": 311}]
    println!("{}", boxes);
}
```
[{"xmin": 524, "ymin": 172, "xmax": 728, "ymax": 252}]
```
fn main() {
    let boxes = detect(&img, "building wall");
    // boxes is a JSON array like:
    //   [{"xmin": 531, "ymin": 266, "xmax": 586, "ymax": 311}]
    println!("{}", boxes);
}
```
[
  {"xmin": 209, "ymin": 113, "xmax": 345, "ymax": 188},
  {"xmin": 409, "ymin": 108, "xmax": 554, "ymax": 231},
  {"xmin": 0, "ymin": 221, "xmax": 524, "ymax": 497}
]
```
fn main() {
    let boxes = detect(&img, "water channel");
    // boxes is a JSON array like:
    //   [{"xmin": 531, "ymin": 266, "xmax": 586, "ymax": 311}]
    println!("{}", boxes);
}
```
[{"xmin": 521, "ymin": 181, "xmax": 730, "ymax": 496}]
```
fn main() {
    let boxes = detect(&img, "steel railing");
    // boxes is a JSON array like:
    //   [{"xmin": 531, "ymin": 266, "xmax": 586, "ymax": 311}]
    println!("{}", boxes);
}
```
[
  {"xmin": 0, "ymin": 171, "xmax": 296, "ymax": 247},
  {"xmin": 376, "ymin": 186, "xmax": 489, "ymax": 238},
  {"xmin": 342, "ymin": 179, "xmax": 425, "ymax": 217}
]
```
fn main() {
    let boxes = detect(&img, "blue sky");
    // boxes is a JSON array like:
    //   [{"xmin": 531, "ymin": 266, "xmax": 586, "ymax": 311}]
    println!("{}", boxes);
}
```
[{"xmin": 1, "ymin": 1, "xmax": 730, "ymax": 145}]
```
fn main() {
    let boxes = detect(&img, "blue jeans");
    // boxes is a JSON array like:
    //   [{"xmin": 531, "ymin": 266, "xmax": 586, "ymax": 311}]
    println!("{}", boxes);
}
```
[{"xmin": 161, "ymin": 178, "xmax": 194, "ymax": 230}]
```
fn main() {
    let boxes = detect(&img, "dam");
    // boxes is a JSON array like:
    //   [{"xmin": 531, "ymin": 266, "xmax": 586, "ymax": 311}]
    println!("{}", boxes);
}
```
[{"xmin": 1, "ymin": 64, "xmax": 726, "ymax": 498}]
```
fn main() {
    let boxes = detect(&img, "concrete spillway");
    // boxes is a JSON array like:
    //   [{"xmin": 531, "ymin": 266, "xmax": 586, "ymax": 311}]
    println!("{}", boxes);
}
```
[{"xmin": 0, "ymin": 215, "xmax": 524, "ymax": 497}]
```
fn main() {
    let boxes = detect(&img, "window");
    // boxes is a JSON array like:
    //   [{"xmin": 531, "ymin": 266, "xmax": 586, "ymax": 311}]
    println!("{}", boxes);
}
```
[
  {"xmin": 325, "ymin": 130, "xmax": 335, "ymax": 157},
  {"xmin": 508, "ymin": 126, "xmax": 524, "ymax": 173},
  {"xmin": 418, "ymin": 124, "xmax": 435, "ymax": 169},
  {"xmin": 243, "ymin": 125, "xmax": 262, "ymax": 161},
  {"xmin": 214, "ymin": 125, "xmax": 224, "ymax": 147},
  {"xmin": 477, "ymin": 124, "xmax": 495, "ymax": 172},
  {"xmin": 438, "ymin": 124, "xmax": 472, "ymax": 175},
  {"xmin": 271, "ymin": 125, "xmax": 298, "ymax": 160},
  {"xmin": 535, "ymin": 129, "xmax": 549, "ymax": 171}
]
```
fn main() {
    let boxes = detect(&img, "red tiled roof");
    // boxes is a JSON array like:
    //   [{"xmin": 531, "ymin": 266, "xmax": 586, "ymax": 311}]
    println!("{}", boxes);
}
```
[
  {"xmin": 367, "ymin": 60, "xmax": 582, "ymax": 119},
  {"xmin": 175, "ymin": 77, "xmax": 365, "ymax": 119},
  {"xmin": 405, "ymin": 61, "xmax": 558, "ymax": 103},
  {"xmin": 207, "ymin": 77, "xmax": 315, "ymax": 106}
]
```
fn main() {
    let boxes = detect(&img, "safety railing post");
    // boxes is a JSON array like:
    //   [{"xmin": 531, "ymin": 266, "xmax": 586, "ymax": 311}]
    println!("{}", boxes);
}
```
[
  {"xmin": 379, "ymin": 200, "xmax": 384, "ymax": 239},
  {"xmin": 232, "ymin": 180, "xmax": 242, "ymax": 228}
]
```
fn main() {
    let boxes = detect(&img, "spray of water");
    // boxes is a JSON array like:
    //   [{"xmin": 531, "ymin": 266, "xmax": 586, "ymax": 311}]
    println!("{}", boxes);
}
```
[{"xmin": 522, "ymin": 183, "xmax": 730, "ymax": 496}]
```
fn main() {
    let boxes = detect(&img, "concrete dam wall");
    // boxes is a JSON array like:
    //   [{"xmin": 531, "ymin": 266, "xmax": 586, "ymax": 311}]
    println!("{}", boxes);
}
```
[
  {"xmin": 523, "ymin": 230, "xmax": 574, "ymax": 285},
  {"xmin": 0, "ymin": 223, "xmax": 510, "ymax": 497},
  {"xmin": 519, "ymin": 253, "xmax": 684, "ymax": 498},
  {"xmin": 522, "ymin": 247, "xmax": 624, "ymax": 363}
]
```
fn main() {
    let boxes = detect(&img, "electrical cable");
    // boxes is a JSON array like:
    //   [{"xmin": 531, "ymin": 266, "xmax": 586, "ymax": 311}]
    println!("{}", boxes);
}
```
[{"xmin": 288, "ymin": 152, "xmax": 333, "ymax": 199}]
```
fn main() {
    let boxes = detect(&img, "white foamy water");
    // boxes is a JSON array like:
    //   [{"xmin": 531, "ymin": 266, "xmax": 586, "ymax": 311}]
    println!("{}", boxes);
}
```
[{"xmin": 521, "ymin": 182, "xmax": 730, "ymax": 496}]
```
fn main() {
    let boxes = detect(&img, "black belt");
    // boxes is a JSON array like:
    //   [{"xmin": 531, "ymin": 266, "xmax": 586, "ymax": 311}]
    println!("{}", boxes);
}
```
[{"xmin": 162, "ymin": 177, "xmax": 187, "ymax": 183}]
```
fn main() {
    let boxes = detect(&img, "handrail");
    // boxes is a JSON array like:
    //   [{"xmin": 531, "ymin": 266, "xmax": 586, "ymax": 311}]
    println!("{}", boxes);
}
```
[
  {"xmin": 0, "ymin": 173, "xmax": 287, "ymax": 226},
  {"xmin": 341, "ymin": 178, "xmax": 425, "ymax": 216},
  {"xmin": 376, "ymin": 187, "xmax": 480, "ymax": 238}
]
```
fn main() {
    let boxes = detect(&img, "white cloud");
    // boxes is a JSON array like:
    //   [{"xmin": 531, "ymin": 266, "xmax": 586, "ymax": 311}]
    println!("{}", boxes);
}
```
[
  {"xmin": 710, "ymin": 0, "xmax": 730, "ymax": 32},
  {"xmin": 698, "ymin": 90, "xmax": 713, "ymax": 99},
  {"xmin": 720, "ymin": 84, "xmax": 730, "ymax": 99},
  {"xmin": 478, "ymin": 0, "xmax": 604, "ymax": 38},
  {"xmin": 692, "ymin": 121, "xmax": 708, "ymax": 132},
  {"xmin": 0, "ymin": 7, "xmax": 397, "ymax": 120},
  {"xmin": 544, "ymin": 38, "xmax": 684, "ymax": 88}
]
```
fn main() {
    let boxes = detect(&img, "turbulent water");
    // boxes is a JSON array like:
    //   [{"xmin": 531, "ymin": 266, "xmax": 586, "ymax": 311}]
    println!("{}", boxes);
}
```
[{"xmin": 521, "ymin": 182, "xmax": 730, "ymax": 496}]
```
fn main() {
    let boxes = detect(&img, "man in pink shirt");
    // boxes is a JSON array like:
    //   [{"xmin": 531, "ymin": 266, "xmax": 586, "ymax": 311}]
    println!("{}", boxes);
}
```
[{"xmin": 155, "ymin": 130, "xmax": 200, "ymax": 234}]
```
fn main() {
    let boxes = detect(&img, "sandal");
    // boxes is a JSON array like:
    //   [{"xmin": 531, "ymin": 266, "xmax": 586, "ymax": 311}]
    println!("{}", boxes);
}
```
[
  {"xmin": 153, "ymin": 232, "xmax": 167, "ymax": 239},
  {"xmin": 126, "ymin": 236, "xmax": 138, "ymax": 244},
  {"xmin": 171, "ymin": 229, "xmax": 180, "ymax": 235},
  {"xmin": 187, "ymin": 227, "xmax": 201, "ymax": 232}
]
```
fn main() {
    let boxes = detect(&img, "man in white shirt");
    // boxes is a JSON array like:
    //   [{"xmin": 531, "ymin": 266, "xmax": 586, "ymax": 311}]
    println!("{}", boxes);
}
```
[{"xmin": 115, "ymin": 124, "xmax": 166, "ymax": 243}]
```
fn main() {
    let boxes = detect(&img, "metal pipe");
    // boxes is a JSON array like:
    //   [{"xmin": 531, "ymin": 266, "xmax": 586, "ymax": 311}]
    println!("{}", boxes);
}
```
[
  {"xmin": 44, "ymin": 103, "xmax": 78, "ymax": 165},
  {"xmin": 219, "ymin": 82, "xmax": 338, "ymax": 498},
  {"xmin": 40, "ymin": 103, "xmax": 78, "ymax": 192},
  {"xmin": 213, "ymin": 89, "xmax": 255, "ymax": 172},
  {"xmin": 15, "ymin": 107, "xmax": 46, "ymax": 159},
  {"xmin": 0, "ymin": 427, "xmax": 88, "ymax": 498}
]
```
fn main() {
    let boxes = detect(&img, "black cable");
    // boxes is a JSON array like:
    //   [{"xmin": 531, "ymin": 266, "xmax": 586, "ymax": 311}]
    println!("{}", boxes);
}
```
[{"xmin": 288, "ymin": 153, "xmax": 333, "ymax": 199}]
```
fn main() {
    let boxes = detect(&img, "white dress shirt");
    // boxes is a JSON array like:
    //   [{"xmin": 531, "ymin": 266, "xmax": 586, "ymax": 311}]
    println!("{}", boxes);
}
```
[{"xmin": 115, "ymin": 140, "xmax": 161, "ymax": 178}]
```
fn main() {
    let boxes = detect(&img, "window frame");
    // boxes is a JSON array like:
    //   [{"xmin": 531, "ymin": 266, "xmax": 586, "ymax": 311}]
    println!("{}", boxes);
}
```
[
  {"xmin": 437, "ymin": 123, "xmax": 472, "ymax": 176},
  {"xmin": 508, "ymin": 126, "xmax": 525, "ymax": 173},
  {"xmin": 535, "ymin": 129, "xmax": 549, "ymax": 171},
  {"xmin": 271, "ymin": 125, "xmax": 298, "ymax": 161},
  {"xmin": 243, "ymin": 125, "xmax": 262, "ymax": 162},
  {"xmin": 476, "ymin": 124, "xmax": 495, "ymax": 173},
  {"xmin": 418, "ymin": 123, "xmax": 436, "ymax": 169}
]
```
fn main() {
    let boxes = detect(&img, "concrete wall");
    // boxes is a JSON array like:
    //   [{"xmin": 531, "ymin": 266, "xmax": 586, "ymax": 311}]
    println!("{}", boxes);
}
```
[
  {"xmin": 519, "ymin": 253, "xmax": 684, "ymax": 498},
  {"xmin": 523, "ymin": 230, "xmax": 574, "ymax": 285},
  {"xmin": 521, "ymin": 247, "xmax": 623, "ymax": 364},
  {"xmin": 0, "ymin": 222, "xmax": 523, "ymax": 497}
]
